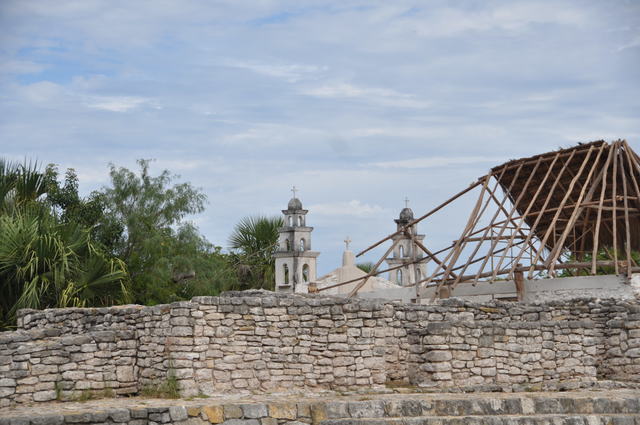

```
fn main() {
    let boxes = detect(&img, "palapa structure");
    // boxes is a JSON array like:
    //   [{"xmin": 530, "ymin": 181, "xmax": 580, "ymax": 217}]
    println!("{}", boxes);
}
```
[{"xmin": 318, "ymin": 140, "xmax": 640, "ymax": 301}]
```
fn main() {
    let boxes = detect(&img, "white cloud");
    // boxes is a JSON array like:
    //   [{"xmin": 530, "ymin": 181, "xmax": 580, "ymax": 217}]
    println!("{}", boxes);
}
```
[
  {"xmin": 20, "ymin": 81, "xmax": 64, "ymax": 103},
  {"xmin": 371, "ymin": 156, "xmax": 506, "ymax": 170},
  {"xmin": 224, "ymin": 59, "xmax": 327, "ymax": 82},
  {"xmin": 389, "ymin": 2, "xmax": 589, "ymax": 39},
  {"xmin": 86, "ymin": 96, "xmax": 152, "ymax": 112},
  {"xmin": 309, "ymin": 200, "xmax": 387, "ymax": 218},
  {"xmin": 0, "ymin": 60, "xmax": 46, "ymax": 75},
  {"xmin": 301, "ymin": 82, "xmax": 430, "ymax": 108}
]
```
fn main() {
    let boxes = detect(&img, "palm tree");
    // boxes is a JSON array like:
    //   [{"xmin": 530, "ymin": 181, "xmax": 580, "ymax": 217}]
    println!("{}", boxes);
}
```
[
  {"xmin": 228, "ymin": 216, "xmax": 283, "ymax": 290},
  {"xmin": 0, "ymin": 159, "xmax": 130, "ymax": 329}
]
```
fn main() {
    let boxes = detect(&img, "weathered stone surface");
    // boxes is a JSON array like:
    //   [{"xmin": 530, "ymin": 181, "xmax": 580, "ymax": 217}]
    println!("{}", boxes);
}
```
[
  {"xmin": 202, "ymin": 405, "xmax": 224, "ymax": 423},
  {"xmin": 169, "ymin": 406, "xmax": 188, "ymax": 421},
  {"xmin": 1, "ymin": 292, "xmax": 639, "ymax": 407},
  {"xmin": 268, "ymin": 402, "xmax": 297, "ymax": 419}
]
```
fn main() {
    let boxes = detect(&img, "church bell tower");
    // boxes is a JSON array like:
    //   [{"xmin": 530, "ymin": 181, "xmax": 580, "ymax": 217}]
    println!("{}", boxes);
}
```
[
  {"xmin": 385, "ymin": 199, "xmax": 427, "ymax": 286},
  {"xmin": 274, "ymin": 187, "xmax": 320, "ymax": 293}
]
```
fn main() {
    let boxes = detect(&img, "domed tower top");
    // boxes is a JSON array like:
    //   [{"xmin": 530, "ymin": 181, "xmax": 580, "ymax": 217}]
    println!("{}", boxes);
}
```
[
  {"xmin": 281, "ymin": 186, "xmax": 308, "ymax": 227},
  {"xmin": 395, "ymin": 197, "xmax": 414, "ymax": 225},
  {"xmin": 287, "ymin": 197, "xmax": 303, "ymax": 211},
  {"xmin": 399, "ymin": 207, "xmax": 414, "ymax": 221}
]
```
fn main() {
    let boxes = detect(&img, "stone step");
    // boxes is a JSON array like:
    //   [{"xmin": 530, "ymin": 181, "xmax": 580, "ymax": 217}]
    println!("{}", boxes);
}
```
[
  {"xmin": 329, "ymin": 396, "xmax": 640, "ymax": 418},
  {"xmin": 321, "ymin": 414, "xmax": 640, "ymax": 425}
]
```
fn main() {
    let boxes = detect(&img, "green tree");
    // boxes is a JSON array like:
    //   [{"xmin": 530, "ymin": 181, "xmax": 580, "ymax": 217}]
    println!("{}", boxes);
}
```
[
  {"xmin": 228, "ymin": 216, "xmax": 283, "ymax": 290},
  {"xmin": 97, "ymin": 159, "xmax": 209, "ymax": 304},
  {"xmin": 0, "ymin": 160, "xmax": 129, "ymax": 329}
]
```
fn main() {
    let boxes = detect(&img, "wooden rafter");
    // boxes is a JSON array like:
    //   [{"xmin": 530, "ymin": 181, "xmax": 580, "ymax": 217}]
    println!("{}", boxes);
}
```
[{"xmin": 337, "ymin": 140, "xmax": 639, "ymax": 300}]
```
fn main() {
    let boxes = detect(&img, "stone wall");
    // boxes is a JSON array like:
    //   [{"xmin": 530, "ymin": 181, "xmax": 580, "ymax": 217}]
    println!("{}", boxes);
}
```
[
  {"xmin": 1, "ymin": 291, "xmax": 639, "ymax": 406},
  {"xmin": 397, "ymin": 298, "xmax": 640, "ymax": 389},
  {"xmin": 0, "ymin": 328, "xmax": 137, "ymax": 406}
]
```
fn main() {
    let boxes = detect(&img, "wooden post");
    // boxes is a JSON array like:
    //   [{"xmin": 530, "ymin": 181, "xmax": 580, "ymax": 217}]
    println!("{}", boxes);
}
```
[{"xmin": 514, "ymin": 264, "xmax": 525, "ymax": 302}]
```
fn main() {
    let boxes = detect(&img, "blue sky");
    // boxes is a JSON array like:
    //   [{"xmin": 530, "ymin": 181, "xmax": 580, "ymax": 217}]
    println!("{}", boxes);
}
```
[{"xmin": 1, "ymin": 0, "xmax": 639, "ymax": 275}]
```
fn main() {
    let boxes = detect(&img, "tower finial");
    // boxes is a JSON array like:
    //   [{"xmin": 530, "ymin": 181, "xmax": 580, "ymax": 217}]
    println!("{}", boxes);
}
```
[
  {"xmin": 291, "ymin": 186, "xmax": 298, "ymax": 198},
  {"xmin": 344, "ymin": 236, "xmax": 352, "ymax": 251},
  {"xmin": 404, "ymin": 197, "xmax": 410, "ymax": 208}
]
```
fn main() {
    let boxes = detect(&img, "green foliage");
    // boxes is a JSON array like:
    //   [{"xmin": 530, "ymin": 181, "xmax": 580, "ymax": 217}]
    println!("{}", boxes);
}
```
[
  {"xmin": 356, "ymin": 262, "xmax": 375, "ymax": 273},
  {"xmin": 140, "ymin": 369, "xmax": 180, "ymax": 399},
  {"xmin": 1, "ymin": 156, "xmax": 276, "ymax": 326},
  {"xmin": 0, "ymin": 160, "xmax": 130, "ymax": 330},
  {"xmin": 557, "ymin": 248, "xmax": 640, "ymax": 277},
  {"xmin": 228, "ymin": 216, "xmax": 283, "ymax": 291},
  {"xmin": 96, "ymin": 159, "xmax": 209, "ymax": 304}
]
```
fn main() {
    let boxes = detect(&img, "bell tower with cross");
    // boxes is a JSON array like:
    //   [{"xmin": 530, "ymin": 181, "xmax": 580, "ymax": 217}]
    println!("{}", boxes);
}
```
[
  {"xmin": 274, "ymin": 187, "xmax": 320, "ymax": 293},
  {"xmin": 385, "ymin": 197, "xmax": 427, "ymax": 286}
]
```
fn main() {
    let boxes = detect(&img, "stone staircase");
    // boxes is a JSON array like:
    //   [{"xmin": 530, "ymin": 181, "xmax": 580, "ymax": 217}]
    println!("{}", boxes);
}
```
[
  {"xmin": 318, "ymin": 394, "xmax": 640, "ymax": 425},
  {"xmin": 0, "ymin": 391, "xmax": 638, "ymax": 424}
]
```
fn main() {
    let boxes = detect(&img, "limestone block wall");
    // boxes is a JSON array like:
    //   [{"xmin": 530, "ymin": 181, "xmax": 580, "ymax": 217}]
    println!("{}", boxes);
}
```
[
  {"xmin": 11, "ymin": 292, "xmax": 391, "ymax": 402},
  {"xmin": 401, "ymin": 298, "xmax": 640, "ymax": 389},
  {"xmin": 1, "ymin": 291, "xmax": 639, "ymax": 407},
  {"xmin": 180, "ymin": 294, "xmax": 390, "ymax": 395},
  {"xmin": 0, "ymin": 328, "xmax": 137, "ymax": 407}
]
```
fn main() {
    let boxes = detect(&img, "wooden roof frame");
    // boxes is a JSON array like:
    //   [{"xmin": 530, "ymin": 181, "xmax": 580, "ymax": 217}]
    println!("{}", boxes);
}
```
[{"xmin": 317, "ymin": 140, "xmax": 640, "ymax": 300}]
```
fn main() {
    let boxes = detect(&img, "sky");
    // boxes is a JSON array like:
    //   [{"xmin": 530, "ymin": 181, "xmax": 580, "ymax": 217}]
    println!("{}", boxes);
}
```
[{"xmin": 1, "ymin": 0, "xmax": 639, "ymax": 275}]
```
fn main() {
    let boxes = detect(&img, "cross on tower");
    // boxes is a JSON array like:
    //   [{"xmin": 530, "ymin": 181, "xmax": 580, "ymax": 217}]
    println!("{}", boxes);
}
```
[
  {"xmin": 404, "ymin": 197, "xmax": 410, "ymax": 208},
  {"xmin": 291, "ymin": 186, "xmax": 298, "ymax": 198},
  {"xmin": 344, "ymin": 236, "xmax": 352, "ymax": 251}
]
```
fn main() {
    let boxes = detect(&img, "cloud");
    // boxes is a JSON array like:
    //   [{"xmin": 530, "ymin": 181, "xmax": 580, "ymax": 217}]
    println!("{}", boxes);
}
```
[
  {"xmin": 370, "ymin": 156, "xmax": 507, "ymax": 170},
  {"xmin": 0, "ymin": 60, "xmax": 47, "ymax": 75},
  {"xmin": 389, "ymin": 2, "xmax": 589, "ymax": 39},
  {"xmin": 1, "ymin": 0, "xmax": 639, "ymax": 275},
  {"xmin": 301, "ymin": 82, "xmax": 430, "ymax": 108},
  {"xmin": 20, "ymin": 81, "xmax": 64, "ymax": 103},
  {"xmin": 224, "ymin": 59, "xmax": 327, "ymax": 82},
  {"xmin": 86, "ymin": 96, "xmax": 153, "ymax": 112},
  {"xmin": 308, "ymin": 200, "xmax": 387, "ymax": 218}
]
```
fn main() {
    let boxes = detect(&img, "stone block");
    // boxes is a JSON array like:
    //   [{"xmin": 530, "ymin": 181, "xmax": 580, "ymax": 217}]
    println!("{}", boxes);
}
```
[
  {"xmin": 202, "ymin": 406, "xmax": 224, "ymax": 423},
  {"xmin": 30, "ymin": 416, "xmax": 64, "ymax": 425},
  {"xmin": 170, "ymin": 406, "xmax": 188, "ymax": 421},
  {"xmin": 269, "ymin": 402, "xmax": 297, "ymax": 419},
  {"xmin": 224, "ymin": 405, "xmax": 243, "ymax": 419},
  {"xmin": 32, "ymin": 390, "xmax": 56, "ymax": 402},
  {"xmin": 241, "ymin": 403, "xmax": 268, "ymax": 418},
  {"xmin": 424, "ymin": 350, "xmax": 452, "ymax": 362}
]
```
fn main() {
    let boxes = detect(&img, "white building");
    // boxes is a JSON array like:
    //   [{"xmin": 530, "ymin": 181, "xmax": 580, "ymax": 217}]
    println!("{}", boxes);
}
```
[{"xmin": 313, "ymin": 238, "xmax": 399, "ymax": 295}]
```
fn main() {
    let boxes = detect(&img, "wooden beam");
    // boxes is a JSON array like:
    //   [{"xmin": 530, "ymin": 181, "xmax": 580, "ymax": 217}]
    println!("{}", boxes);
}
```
[
  {"xmin": 528, "ymin": 145, "xmax": 595, "ymax": 277},
  {"xmin": 356, "ymin": 179, "xmax": 482, "ymax": 257},
  {"xmin": 348, "ymin": 238, "xmax": 400, "ymax": 298},
  {"xmin": 619, "ymin": 145, "xmax": 632, "ymax": 272},
  {"xmin": 450, "ymin": 163, "xmax": 527, "ymax": 288},
  {"xmin": 547, "ymin": 143, "xmax": 607, "ymax": 273},
  {"xmin": 498, "ymin": 154, "xmax": 564, "ymax": 275},
  {"xmin": 429, "ymin": 173, "xmax": 496, "ymax": 299},
  {"xmin": 612, "ymin": 142, "xmax": 619, "ymax": 274}
]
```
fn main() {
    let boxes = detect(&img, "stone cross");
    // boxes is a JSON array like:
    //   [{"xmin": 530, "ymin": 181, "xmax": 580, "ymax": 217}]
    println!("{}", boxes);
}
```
[
  {"xmin": 291, "ymin": 186, "xmax": 298, "ymax": 198},
  {"xmin": 404, "ymin": 197, "xmax": 410, "ymax": 208},
  {"xmin": 344, "ymin": 236, "xmax": 352, "ymax": 251}
]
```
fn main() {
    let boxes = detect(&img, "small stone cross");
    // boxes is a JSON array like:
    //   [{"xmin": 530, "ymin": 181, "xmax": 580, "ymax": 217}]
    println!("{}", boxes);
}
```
[
  {"xmin": 291, "ymin": 186, "xmax": 298, "ymax": 198},
  {"xmin": 404, "ymin": 197, "xmax": 410, "ymax": 208},
  {"xmin": 344, "ymin": 236, "xmax": 352, "ymax": 250}
]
